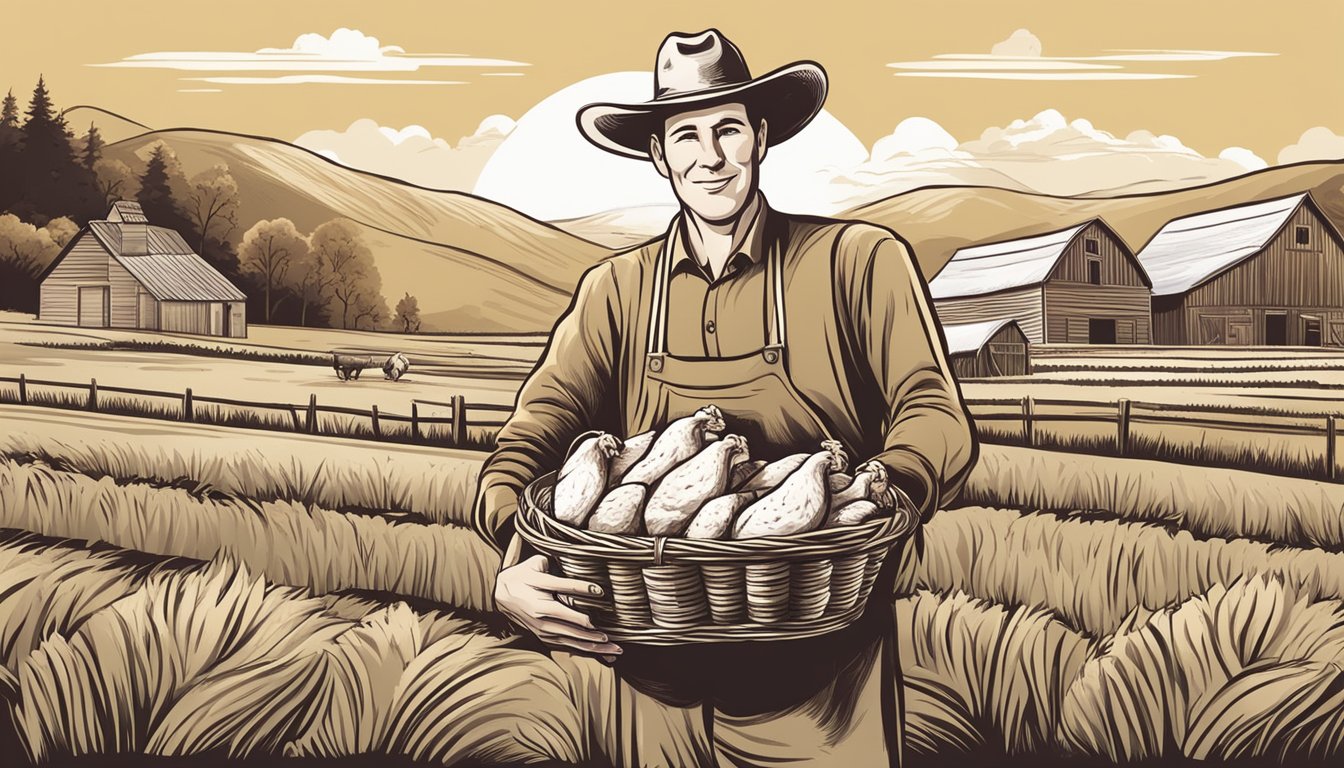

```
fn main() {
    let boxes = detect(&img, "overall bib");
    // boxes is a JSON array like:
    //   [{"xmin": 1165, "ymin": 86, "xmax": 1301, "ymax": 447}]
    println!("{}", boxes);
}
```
[{"xmin": 587, "ymin": 228, "xmax": 907, "ymax": 767}]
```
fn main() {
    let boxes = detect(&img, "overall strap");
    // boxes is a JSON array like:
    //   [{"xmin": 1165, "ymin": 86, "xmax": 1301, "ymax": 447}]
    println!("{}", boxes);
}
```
[{"xmin": 645, "ymin": 234, "xmax": 673, "ymax": 368}]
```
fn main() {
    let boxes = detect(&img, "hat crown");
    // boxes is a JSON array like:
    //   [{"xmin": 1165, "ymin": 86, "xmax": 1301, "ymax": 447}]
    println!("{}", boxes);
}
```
[{"xmin": 654, "ymin": 29, "xmax": 751, "ymax": 99}]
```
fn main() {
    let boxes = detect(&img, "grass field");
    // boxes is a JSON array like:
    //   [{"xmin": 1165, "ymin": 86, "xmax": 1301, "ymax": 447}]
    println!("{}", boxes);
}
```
[{"xmin": 2, "ymin": 406, "xmax": 1343, "ymax": 764}]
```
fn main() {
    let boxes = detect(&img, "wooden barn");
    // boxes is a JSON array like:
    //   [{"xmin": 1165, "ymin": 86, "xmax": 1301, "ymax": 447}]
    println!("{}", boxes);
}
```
[
  {"xmin": 931, "ymin": 218, "xmax": 1153, "ymax": 345},
  {"xmin": 1137, "ymin": 192, "xmax": 1344, "ymax": 347},
  {"xmin": 38, "ymin": 201, "xmax": 247, "ymax": 337},
  {"xmin": 943, "ymin": 319, "xmax": 1031, "ymax": 378}
]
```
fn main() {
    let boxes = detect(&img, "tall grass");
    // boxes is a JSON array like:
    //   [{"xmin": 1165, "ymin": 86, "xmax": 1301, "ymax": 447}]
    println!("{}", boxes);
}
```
[
  {"xmin": 1061, "ymin": 574, "xmax": 1344, "ymax": 763},
  {"xmin": 29, "ymin": 339, "xmax": 331, "ymax": 365},
  {"xmin": 0, "ymin": 428, "xmax": 483, "ymax": 526},
  {"xmin": 0, "ymin": 459, "xmax": 499, "ymax": 611},
  {"xmin": 900, "ymin": 506, "xmax": 1344, "ymax": 637},
  {"xmin": 958, "ymin": 445, "xmax": 1344, "ymax": 549}
]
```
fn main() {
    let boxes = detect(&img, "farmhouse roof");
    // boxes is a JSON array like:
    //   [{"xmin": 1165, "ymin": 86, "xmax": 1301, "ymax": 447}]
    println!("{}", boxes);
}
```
[
  {"xmin": 930, "ymin": 222, "xmax": 1090, "ymax": 300},
  {"xmin": 942, "ymin": 318, "xmax": 1022, "ymax": 355},
  {"xmin": 1136, "ymin": 192, "xmax": 1312, "ymax": 296},
  {"xmin": 86, "ymin": 220, "xmax": 247, "ymax": 302}
]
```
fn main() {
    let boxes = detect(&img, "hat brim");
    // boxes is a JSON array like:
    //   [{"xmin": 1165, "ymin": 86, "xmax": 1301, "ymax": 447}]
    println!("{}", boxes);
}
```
[{"xmin": 576, "ymin": 61, "xmax": 828, "ymax": 160}]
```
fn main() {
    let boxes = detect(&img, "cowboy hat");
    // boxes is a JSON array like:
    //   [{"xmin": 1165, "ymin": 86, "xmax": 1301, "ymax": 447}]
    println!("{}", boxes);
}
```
[{"xmin": 577, "ymin": 29, "xmax": 828, "ymax": 160}]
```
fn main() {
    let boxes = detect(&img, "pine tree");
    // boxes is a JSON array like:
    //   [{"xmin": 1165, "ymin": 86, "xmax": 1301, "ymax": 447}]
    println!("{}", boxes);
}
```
[
  {"xmin": 138, "ymin": 143, "xmax": 178, "ymax": 221},
  {"xmin": 0, "ymin": 89, "xmax": 17, "ymax": 129},
  {"xmin": 82, "ymin": 122, "xmax": 103, "ymax": 169}
]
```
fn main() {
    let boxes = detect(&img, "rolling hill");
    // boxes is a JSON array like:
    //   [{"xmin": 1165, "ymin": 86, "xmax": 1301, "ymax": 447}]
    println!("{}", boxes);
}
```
[{"xmin": 100, "ymin": 128, "xmax": 613, "ymax": 333}]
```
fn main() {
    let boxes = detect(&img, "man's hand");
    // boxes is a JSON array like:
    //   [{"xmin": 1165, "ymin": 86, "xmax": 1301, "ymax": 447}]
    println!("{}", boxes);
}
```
[{"xmin": 495, "ymin": 554, "xmax": 623, "ymax": 661}]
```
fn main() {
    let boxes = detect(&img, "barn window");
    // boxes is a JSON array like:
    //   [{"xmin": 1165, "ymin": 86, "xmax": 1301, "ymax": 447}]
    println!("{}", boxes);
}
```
[
  {"xmin": 1087, "ymin": 257, "xmax": 1102, "ymax": 285},
  {"xmin": 1296, "ymin": 226, "xmax": 1311, "ymax": 246},
  {"xmin": 1084, "ymin": 237, "xmax": 1099, "ymax": 254}
]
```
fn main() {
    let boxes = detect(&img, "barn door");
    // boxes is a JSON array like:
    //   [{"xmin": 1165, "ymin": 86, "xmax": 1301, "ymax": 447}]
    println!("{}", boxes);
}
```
[
  {"xmin": 1229, "ymin": 322, "xmax": 1252, "ymax": 346},
  {"xmin": 78, "ymin": 286, "xmax": 109, "ymax": 328},
  {"xmin": 1330, "ymin": 321, "xmax": 1344, "ymax": 347},
  {"xmin": 989, "ymin": 342, "xmax": 1026, "ymax": 376},
  {"xmin": 1116, "ymin": 319, "xmax": 1135, "ymax": 344}
]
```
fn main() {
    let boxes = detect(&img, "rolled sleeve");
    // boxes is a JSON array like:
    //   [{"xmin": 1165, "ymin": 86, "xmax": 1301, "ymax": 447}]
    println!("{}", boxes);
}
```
[{"xmin": 470, "ymin": 261, "xmax": 622, "ymax": 554}]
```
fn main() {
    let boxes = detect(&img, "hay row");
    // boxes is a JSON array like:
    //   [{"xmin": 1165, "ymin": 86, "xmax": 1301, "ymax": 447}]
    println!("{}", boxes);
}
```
[
  {"xmin": 901, "ymin": 505, "xmax": 1344, "ymax": 637},
  {"xmin": 0, "ymin": 420, "xmax": 483, "ymax": 526},
  {"xmin": 956, "ymin": 445, "xmax": 1344, "ymax": 550},
  {"xmin": 0, "ymin": 460, "xmax": 499, "ymax": 612}
]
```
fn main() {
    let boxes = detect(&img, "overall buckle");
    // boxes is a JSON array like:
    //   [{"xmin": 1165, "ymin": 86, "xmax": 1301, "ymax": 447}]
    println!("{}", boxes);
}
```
[
  {"xmin": 761, "ymin": 345, "xmax": 783, "ymax": 365},
  {"xmin": 646, "ymin": 352, "xmax": 666, "ymax": 373}
]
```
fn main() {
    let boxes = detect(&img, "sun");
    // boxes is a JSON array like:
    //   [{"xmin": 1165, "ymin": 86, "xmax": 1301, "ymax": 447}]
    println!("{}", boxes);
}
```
[{"xmin": 473, "ymin": 72, "xmax": 868, "ymax": 221}]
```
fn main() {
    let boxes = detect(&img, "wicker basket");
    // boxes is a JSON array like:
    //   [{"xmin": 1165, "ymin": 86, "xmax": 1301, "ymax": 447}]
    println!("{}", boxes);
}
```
[{"xmin": 515, "ymin": 472, "xmax": 912, "ymax": 645}]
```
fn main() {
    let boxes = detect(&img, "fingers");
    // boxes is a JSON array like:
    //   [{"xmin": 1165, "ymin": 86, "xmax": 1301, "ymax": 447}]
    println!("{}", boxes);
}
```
[
  {"xmin": 538, "ymin": 632, "xmax": 623, "ymax": 657},
  {"xmin": 534, "ymin": 599, "xmax": 597, "ymax": 629},
  {"xmin": 533, "ymin": 618, "xmax": 613, "ymax": 646},
  {"xmin": 533, "ymin": 570, "xmax": 605, "ymax": 598}
]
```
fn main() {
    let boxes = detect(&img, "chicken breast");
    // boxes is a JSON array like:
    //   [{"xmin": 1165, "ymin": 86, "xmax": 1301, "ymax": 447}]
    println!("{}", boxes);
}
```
[
  {"xmin": 732, "ymin": 441, "xmax": 848, "ymax": 539},
  {"xmin": 644, "ymin": 434, "xmax": 749, "ymax": 536},
  {"xmin": 829, "ymin": 460, "xmax": 891, "ymax": 511},
  {"xmin": 825, "ymin": 499, "xmax": 882, "ymax": 527},
  {"xmin": 686, "ymin": 489, "xmax": 764, "ymax": 539},
  {"xmin": 587, "ymin": 483, "xmax": 648, "ymax": 534},
  {"xmin": 621, "ymin": 405, "xmax": 726, "ymax": 485},
  {"xmin": 552, "ymin": 432, "xmax": 622, "ymax": 526},
  {"xmin": 610, "ymin": 430, "xmax": 656, "ymax": 481}
]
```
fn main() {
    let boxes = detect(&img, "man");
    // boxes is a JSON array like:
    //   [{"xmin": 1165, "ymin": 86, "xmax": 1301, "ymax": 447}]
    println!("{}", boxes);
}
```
[{"xmin": 472, "ymin": 28, "xmax": 977, "ymax": 767}]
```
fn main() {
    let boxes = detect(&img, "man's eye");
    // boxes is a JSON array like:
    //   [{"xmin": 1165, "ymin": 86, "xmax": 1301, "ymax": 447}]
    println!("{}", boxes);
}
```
[{"xmin": 719, "ymin": 127, "xmax": 741, "ymax": 136}]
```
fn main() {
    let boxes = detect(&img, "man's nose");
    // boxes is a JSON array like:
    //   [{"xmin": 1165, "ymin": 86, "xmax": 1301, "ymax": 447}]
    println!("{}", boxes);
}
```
[{"xmin": 697, "ymin": 137, "xmax": 727, "ymax": 170}]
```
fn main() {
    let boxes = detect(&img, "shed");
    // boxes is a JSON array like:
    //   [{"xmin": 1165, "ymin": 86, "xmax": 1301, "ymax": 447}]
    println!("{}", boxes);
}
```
[
  {"xmin": 931, "ymin": 218, "xmax": 1153, "ymax": 344},
  {"xmin": 944, "ymin": 318, "xmax": 1031, "ymax": 378},
  {"xmin": 1137, "ymin": 192, "xmax": 1344, "ymax": 346},
  {"xmin": 38, "ymin": 201, "xmax": 247, "ymax": 337}
]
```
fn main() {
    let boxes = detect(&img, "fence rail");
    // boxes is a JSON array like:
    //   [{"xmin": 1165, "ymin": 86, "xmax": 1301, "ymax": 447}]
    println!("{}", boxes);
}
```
[
  {"xmin": 1, "ymin": 373, "xmax": 1339, "ymax": 480},
  {"xmin": 0, "ymin": 373, "xmax": 508, "ymax": 450},
  {"xmin": 963, "ymin": 395, "xmax": 1341, "ymax": 481}
]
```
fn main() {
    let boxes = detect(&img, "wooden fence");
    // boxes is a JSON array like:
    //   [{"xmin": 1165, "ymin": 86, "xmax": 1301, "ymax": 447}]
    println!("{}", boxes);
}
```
[
  {"xmin": 964, "ymin": 395, "xmax": 1342, "ymax": 481},
  {"xmin": 0, "ymin": 374, "xmax": 513, "ymax": 449},
  {"xmin": 1, "ymin": 374, "xmax": 1339, "ymax": 480}
]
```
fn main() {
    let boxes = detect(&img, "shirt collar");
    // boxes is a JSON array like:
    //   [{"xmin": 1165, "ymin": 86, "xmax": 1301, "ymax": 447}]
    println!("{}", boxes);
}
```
[{"xmin": 668, "ymin": 194, "xmax": 770, "ymax": 280}]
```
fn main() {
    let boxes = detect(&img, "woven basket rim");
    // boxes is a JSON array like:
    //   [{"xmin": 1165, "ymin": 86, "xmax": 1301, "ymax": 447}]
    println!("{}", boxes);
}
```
[{"xmin": 517, "ymin": 471, "xmax": 905, "ymax": 563}]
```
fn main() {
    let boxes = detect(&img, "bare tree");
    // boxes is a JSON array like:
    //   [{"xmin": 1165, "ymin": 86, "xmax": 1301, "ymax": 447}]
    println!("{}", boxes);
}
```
[
  {"xmin": 239, "ymin": 218, "xmax": 307, "ymax": 323},
  {"xmin": 187, "ymin": 164, "xmax": 239, "ymax": 258}
]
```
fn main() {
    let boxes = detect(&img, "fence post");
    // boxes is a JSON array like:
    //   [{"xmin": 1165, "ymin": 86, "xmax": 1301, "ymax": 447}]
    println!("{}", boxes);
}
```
[
  {"xmin": 89, "ymin": 378, "xmax": 98, "ymax": 411},
  {"xmin": 289, "ymin": 407, "xmax": 301, "ymax": 431},
  {"xmin": 411, "ymin": 402, "xmax": 421, "ymax": 441},
  {"xmin": 370, "ymin": 404, "xmax": 381, "ymax": 437},
  {"xmin": 306, "ymin": 394, "xmax": 317, "ymax": 433},
  {"xmin": 18, "ymin": 374, "xmax": 26, "ymax": 404},
  {"xmin": 1117, "ymin": 398, "xmax": 1131, "ymax": 456},
  {"xmin": 1328, "ymin": 415, "xmax": 1338, "ymax": 482},
  {"xmin": 451, "ymin": 395, "xmax": 467, "ymax": 446},
  {"xmin": 1023, "ymin": 396, "xmax": 1035, "ymax": 447},
  {"xmin": 183, "ymin": 387, "xmax": 193, "ymax": 421}
]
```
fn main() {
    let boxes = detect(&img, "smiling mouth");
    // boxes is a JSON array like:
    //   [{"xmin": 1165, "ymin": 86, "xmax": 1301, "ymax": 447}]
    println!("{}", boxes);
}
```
[{"xmin": 692, "ymin": 176, "xmax": 735, "ymax": 193}]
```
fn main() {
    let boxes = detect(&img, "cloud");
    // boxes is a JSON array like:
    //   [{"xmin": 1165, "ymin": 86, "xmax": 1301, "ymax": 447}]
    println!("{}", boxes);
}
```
[
  {"xmin": 184, "ymin": 75, "xmax": 466, "ymax": 86},
  {"xmin": 890, "ymin": 28, "xmax": 1273, "ymax": 81},
  {"xmin": 1278, "ymin": 126, "xmax": 1344, "ymax": 165},
  {"xmin": 991, "ymin": 29, "xmax": 1042, "ymax": 57},
  {"xmin": 294, "ymin": 115, "xmax": 516, "ymax": 190},
  {"xmin": 826, "ymin": 109, "xmax": 1269, "ymax": 206},
  {"xmin": 92, "ymin": 27, "xmax": 527, "ymax": 86}
]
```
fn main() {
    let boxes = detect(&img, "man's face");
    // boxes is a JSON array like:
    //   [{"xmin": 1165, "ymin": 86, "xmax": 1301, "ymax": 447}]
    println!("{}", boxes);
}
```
[{"xmin": 650, "ymin": 102, "xmax": 766, "ymax": 223}]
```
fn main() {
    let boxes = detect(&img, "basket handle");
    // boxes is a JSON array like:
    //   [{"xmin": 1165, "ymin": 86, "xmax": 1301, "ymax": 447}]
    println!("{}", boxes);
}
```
[{"xmin": 653, "ymin": 536, "xmax": 666, "ymax": 567}]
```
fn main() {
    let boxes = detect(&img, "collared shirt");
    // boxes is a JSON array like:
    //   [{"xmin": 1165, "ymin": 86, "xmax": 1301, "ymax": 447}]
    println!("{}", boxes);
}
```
[
  {"xmin": 473, "ymin": 200, "xmax": 977, "ymax": 555},
  {"xmin": 665, "ymin": 195, "xmax": 770, "ymax": 357}
]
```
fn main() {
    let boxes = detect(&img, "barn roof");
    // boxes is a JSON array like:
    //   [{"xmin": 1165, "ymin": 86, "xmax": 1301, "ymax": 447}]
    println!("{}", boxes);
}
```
[
  {"xmin": 943, "ymin": 318, "xmax": 1022, "ymax": 355},
  {"xmin": 106, "ymin": 201, "xmax": 148, "ymax": 224},
  {"xmin": 930, "ymin": 222, "xmax": 1089, "ymax": 299},
  {"xmin": 87, "ymin": 220, "xmax": 246, "ymax": 302},
  {"xmin": 1136, "ymin": 193, "xmax": 1310, "ymax": 296}
]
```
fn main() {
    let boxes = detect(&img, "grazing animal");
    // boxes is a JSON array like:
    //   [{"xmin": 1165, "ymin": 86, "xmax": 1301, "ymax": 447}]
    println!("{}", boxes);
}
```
[
  {"xmin": 332, "ymin": 352, "xmax": 375, "ymax": 381},
  {"xmin": 383, "ymin": 352, "xmax": 410, "ymax": 381}
]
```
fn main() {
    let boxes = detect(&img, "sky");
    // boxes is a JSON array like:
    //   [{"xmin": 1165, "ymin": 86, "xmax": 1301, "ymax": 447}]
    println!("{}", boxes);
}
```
[{"xmin": 4, "ymin": 0, "xmax": 1342, "ymax": 217}]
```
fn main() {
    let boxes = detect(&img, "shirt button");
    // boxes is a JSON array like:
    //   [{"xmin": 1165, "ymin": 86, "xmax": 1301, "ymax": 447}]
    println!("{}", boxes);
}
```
[{"xmin": 706, "ymin": 320, "xmax": 716, "ymax": 334}]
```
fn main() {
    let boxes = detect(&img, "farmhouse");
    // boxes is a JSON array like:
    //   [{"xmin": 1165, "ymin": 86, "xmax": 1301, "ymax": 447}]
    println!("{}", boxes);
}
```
[
  {"xmin": 1138, "ymin": 192, "xmax": 1344, "ymax": 347},
  {"xmin": 38, "ymin": 201, "xmax": 247, "ymax": 337},
  {"xmin": 930, "ymin": 218, "xmax": 1153, "ymax": 345},
  {"xmin": 943, "ymin": 318, "xmax": 1030, "ymax": 378}
]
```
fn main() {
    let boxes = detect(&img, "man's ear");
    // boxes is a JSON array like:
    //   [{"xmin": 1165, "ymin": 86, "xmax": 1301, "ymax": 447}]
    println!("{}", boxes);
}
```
[
  {"xmin": 649, "ymin": 135, "xmax": 670, "ymax": 179},
  {"xmin": 756, "ymin": 118, "xmax": 769, "ymax": 164}
]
